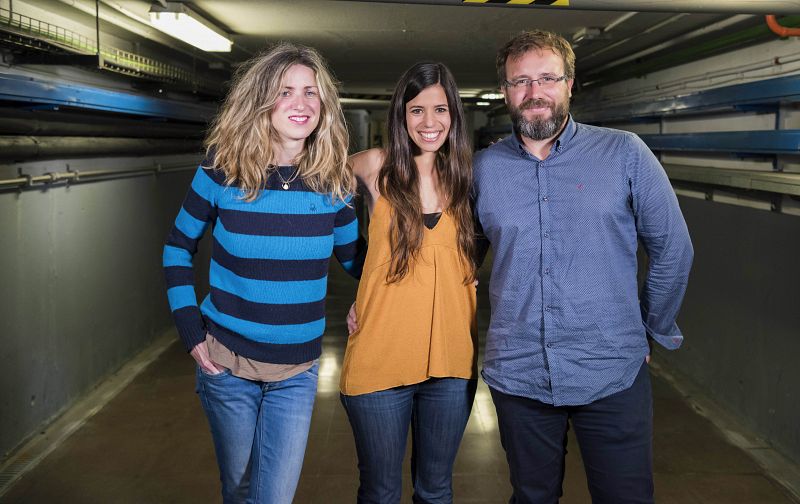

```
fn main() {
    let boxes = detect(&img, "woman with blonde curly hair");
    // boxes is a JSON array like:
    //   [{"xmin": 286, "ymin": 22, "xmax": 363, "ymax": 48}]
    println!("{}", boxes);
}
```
[{"xmin": 162, "ymin": 42, "xmax": 363, "ymax": 504}]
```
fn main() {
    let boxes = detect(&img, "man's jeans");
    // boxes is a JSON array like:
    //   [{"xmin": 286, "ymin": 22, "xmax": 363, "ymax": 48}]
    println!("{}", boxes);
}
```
[
  {"xmin": 195, "ymin": 362, "xmax": 319, "ymax": 504},
  {"xmin": 491, "ymin": 362, "xmax": 654, "ymax": 504},
  {"xmin": 341, "ymin": 378, "xmax": 477, "ymax": 504}
]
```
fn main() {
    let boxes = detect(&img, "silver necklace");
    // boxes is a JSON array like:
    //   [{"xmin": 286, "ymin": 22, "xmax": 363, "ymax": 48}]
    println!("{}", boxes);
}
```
[{"xmin": 273, "ymin": 165, "xmax": 299, "ymax": 190}]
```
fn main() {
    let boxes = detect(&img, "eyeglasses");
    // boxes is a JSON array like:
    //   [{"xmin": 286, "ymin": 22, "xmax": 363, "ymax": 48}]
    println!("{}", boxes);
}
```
[{"xmin": 503, "ymin": 75, "xmax": 568, "ymax": 90}]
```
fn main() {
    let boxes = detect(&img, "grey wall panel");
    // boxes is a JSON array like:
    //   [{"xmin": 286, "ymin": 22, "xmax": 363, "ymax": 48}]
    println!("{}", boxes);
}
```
[
  {"xmin": 659, "ymin": 196, "xmax": 800, "ymax": 465},
  {"xmin": 0, "ymin": 169, "xmax": 210, "ymax": 458}
]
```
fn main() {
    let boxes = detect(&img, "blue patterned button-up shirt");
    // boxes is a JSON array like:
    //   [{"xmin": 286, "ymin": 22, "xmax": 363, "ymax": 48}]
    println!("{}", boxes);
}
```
[{"xmin": 473, "ymin": 116, "xmax": 693, "ymax": 406}]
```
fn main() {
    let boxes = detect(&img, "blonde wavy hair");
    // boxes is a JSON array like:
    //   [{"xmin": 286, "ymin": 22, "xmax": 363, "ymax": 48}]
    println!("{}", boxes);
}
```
[{"xmin": 205, "ymin": 42, "xmax": 353, "ymax": 202}]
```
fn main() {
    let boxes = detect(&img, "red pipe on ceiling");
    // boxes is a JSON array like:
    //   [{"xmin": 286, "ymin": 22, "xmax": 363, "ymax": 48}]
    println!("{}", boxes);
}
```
[{"xmin": 765, "ymin": 15, "xmax": 800, "ymax": 37}]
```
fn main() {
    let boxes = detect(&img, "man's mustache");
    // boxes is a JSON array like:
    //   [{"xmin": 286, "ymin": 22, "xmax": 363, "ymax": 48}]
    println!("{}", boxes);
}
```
[{"xmin": 519, "ymin": 98, "xmax": 553, "ymax": 111}]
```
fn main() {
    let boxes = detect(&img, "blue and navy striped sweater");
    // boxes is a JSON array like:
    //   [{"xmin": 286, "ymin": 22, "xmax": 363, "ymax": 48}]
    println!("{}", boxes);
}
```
[{"xmin": 163, "ymin": 162, "xmax": 364, "ymax": 364}]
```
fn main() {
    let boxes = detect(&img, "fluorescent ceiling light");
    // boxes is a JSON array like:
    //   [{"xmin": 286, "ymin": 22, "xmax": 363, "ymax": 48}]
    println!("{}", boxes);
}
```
[
  {"xmin": 457, "ymin": 89, "xmax": 481, "ymax": 98},
  {"xmin": 476, "ymin": 101, "xmax": 491, "ymax": 106},
  {"xmin": 480, "ymin": 93, "xmax": 504, "ymax": 100},
  {"xmin": 149, "ymin": 2, "xmax": 232, "ymax": 52}
]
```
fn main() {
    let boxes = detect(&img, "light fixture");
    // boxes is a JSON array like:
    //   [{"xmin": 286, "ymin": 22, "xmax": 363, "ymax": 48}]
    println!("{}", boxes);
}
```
[
  {"xmin": 480, "ymin": 92, "xmax": 504, "ymax": 100},
  {"xmin": 149, "ymin": 2, "xmax": 232, "ymax": 52},
  {"xmin": 476, "ymin": 101, "xmax": 491, "ymax": 106}
]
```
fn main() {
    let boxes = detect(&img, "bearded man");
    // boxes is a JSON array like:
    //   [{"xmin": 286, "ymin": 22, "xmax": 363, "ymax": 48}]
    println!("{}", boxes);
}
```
[{"xmin": 473, "ymin": 30, "xmax": 694, "ymax": 504}]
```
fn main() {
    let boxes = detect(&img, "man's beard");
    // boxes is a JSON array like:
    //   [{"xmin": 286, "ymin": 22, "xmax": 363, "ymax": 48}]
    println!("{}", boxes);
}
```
[{"xmin": 510, "ymin": 97, "xmax": 569, "ymax": 141}]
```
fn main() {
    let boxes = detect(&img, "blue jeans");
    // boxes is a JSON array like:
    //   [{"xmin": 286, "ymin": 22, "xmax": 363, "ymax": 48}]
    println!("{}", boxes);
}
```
[
  {"xmin": 195, "ymin": 362, "xmax": 319, "ymax": 504},
  {"xmin": 491, "ymin": 362, "xmax": 653, "ymax": 504},
  {"xmin": 341, "ymin": 378, "xmax": 477, "ymax": 504}
]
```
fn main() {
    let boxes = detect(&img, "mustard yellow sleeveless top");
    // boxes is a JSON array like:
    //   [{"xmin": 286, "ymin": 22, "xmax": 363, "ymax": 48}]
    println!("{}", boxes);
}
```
[{"xmin": 340, "ymin": 197, "xmax": 477, "ymax": 396}]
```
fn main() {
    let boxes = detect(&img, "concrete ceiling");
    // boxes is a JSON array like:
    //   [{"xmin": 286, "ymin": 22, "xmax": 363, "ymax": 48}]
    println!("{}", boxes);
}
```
[
  {"xmin": 18, "ymin": 1, "xmax": 787, "ymax": 101},
  {"xmin": 196, "ymin": 0, "xmax": 634, "ymax": 95},
  {"xmin": 110, "ymin": 1, "xmax": 754, "ymax": 97}
]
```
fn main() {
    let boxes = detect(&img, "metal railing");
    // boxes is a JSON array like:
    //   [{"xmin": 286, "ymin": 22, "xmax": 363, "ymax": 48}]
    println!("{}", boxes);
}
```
[
  {"xmin": 102, "ymin": 47, "xmax": 194, "ymax": 82},
  {"xmin": 0, "ymin": 7, "xmax": 197, "ymax": 85},
  {"xmin": 0, "ymin": 7, "xmax": 96, "ymax": 53}
]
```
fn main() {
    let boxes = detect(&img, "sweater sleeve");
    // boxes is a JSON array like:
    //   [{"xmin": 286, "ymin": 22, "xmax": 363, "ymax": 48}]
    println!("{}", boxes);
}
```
[
  {"xmin": 332, "ymin": 195, "xmax": 366, "ymax": 279},
  {"xmin": 162, "ymin": 165, "xmax": 220, "ymax": 351}
]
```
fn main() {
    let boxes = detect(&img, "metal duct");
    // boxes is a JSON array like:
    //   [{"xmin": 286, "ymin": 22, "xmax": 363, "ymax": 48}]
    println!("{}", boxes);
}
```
[
  {"xmin": 0, "ymin": 163, "xmax": 196, "ymax": 190},
  {"xmin": 0, "ymin": 136, "xmax": 202, "ymax": 161},
  {"xmin": 0, "ymin": 109, "xmax": 205, "ymax": 138}
]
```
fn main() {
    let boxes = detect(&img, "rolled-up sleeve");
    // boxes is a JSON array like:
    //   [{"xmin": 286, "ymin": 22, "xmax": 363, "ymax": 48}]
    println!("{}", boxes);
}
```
[{"xmin": 628, "ymin": 134, "xmax": 694, "ymax": 350}]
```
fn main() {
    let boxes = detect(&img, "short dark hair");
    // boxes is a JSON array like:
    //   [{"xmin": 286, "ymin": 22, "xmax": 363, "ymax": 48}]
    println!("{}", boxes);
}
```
[{"xmin": 496, "ymin": 30, "xmax": 576, "ymax": 86}]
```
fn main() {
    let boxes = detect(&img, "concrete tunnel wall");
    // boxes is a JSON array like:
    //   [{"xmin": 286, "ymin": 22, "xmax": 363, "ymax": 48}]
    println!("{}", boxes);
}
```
[
  {"xmin": 0, "ymin": 154, "xmax": 210, "ymax": 458},
  {"xmin": 662, "ymin": 197, "xmax": 800, "ymax": 466}
]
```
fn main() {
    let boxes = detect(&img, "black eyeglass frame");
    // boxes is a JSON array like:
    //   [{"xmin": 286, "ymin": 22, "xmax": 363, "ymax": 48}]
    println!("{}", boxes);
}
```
[{"xmin": 502, "ymin": 75, "xmax": 569, "ymax": 89}]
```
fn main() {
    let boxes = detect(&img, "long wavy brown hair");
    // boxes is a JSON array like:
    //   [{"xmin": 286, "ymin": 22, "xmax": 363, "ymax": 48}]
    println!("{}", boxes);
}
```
[
  {"xmin": 378, "ymin": 62, "xmax": 476, "ymax": 284},
  {"xmin": 205, "ymin": 42, "xmax": 353, "ymax": 202}
]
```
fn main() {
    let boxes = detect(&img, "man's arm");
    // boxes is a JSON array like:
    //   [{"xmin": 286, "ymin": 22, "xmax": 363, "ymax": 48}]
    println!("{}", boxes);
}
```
[
  {"xmin": 474, "ymin": 213, "xmax": 491, "ymax": 270},
  {"xmin": 471, "ymin": 182, "xmax": 491, "ymax": 270},
  {"xmin": 628, "ymin": 134, "xmax": 694, "ymax": 350}
]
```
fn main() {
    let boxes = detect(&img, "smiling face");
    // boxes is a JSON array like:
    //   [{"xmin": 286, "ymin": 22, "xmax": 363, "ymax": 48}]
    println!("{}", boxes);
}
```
[
  {"xmin": 270, "ymin": 64, "xmax": 321, "ymax": 148},
  {"xmin": 503, "ymin": 48, "xmax": 573, "ymax": 141},
  {"xmin": 405, "ymin": 83, "xmax": 451, "ymax": 154}
]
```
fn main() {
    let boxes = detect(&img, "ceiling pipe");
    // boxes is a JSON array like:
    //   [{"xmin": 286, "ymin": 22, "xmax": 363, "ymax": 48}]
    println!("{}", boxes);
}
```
[
  {"xmin": 572, "ymin": 12, "xmax": 638, "ymax": 50},
  {"xmin": 603, "ymin": 12, "xmax": 638, "ymax": 32},
  {"xmin": 0, "ymin": 136, "xmax": 201, "ymax": 161},
  {"xmin": 0, "ymin": 108, "xmax": 204, "ymax": 138},
  {"xmin": 581, "ymin": 13, "xmax": 690, "ymax": 63},
  {"xmin": 350, "ymin": 0, "xmax": 800, "ymax": 15},
  {"xmin": 766, "ymin": 14, "xmax": 800, "ymax": 36},
  {"xmin": 0, "ymin": 163, "xmax": 194, "ymax": 191},
  {"xmin": 582, "ymin": 13, "xmax": 800, "ymax": 87},
  {"xmin": 583, "ymin": 15, "xmax": 753, "ymax": 80}
]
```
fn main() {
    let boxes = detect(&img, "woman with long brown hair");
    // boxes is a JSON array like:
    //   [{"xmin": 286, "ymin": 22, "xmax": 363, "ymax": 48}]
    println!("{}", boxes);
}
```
[
  {"xmin": 163, "ymin": 43, "xmax": 362, "ymax": 504},
  {"xmin": 339, "ymin": 62, "xmax": 477, "ymax": 503}
]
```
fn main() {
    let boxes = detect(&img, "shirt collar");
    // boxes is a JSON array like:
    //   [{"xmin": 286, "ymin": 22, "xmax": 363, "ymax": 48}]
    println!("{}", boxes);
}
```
[{"xmin": 509, "ymin": 114, "xmax": 577, "ymax": 158}]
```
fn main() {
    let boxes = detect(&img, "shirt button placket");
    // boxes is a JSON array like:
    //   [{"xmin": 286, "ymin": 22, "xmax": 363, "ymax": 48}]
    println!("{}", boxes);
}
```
[
  {"xmin": 539, "ymin": 163, "xmax": 553, "ymax": 334},
  {"xmin": 539, "ymin": 160, "xmax": 557, "ymax": 402}
]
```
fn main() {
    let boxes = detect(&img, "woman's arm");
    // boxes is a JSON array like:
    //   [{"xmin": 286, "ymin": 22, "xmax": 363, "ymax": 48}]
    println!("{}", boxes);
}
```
[
  {"xmin": 163, "ymin": 165, "xmax": 218, "ymax": 352},
  {"xmin": 162, "ymin": 160, "xmax": 223, "ymax": 373},
  {"xmin": 332, "ymin": 196, "xmax": 366, "ymax": 279},
  {"xmin": 349, "ymin": 147, "xmax": 384, "ymax": 214}
]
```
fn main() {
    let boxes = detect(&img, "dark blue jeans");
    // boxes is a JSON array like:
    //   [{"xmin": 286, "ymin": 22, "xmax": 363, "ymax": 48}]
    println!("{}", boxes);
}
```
[
  {"xmin": 491, "ymin": 362, "xmax": 653, "ymax": 504},
  {"xmin": 341, "ymin": 378, "xmax": 477, "ymax": 504}
]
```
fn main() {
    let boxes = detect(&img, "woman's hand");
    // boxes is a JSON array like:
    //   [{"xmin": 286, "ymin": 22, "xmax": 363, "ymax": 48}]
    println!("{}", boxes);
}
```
[
  {"xmin": 190, "ymin": 341, "xmax": 225, "ymax": 375},
  {"xmin": 346, "ymin": 302, "xmax": 358, "ymax": 335}
]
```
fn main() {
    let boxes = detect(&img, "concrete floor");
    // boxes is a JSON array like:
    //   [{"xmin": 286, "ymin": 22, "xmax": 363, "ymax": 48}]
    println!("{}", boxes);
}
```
[{"xmin": 3, "ymin": 264, "xmax": 798, "ymax": 503}]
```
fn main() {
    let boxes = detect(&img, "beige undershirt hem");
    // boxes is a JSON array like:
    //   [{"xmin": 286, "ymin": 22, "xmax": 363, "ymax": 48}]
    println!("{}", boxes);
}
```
[{"xmin": 205, "ymin": 333, "xmax": 313, "ymax": 382}]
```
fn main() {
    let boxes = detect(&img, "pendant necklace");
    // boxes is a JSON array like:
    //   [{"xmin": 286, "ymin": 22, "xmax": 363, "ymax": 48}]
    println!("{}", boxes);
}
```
[{"xmin": 273, "ymin": 165, "xmax": 299, "ymax": 190}]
